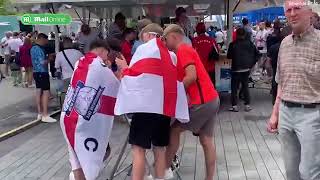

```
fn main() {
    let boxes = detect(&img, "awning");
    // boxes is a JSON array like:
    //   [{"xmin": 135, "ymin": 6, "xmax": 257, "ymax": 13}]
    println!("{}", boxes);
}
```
[{"xmin": 13, "ymin": 0, "xmax": 282, "ymax": 16}]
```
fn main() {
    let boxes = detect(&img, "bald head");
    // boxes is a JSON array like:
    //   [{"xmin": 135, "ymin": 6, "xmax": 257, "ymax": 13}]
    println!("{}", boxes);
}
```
[{"xmin": 284, "ymin": 0, "xmax": 313, "ymax": 35}]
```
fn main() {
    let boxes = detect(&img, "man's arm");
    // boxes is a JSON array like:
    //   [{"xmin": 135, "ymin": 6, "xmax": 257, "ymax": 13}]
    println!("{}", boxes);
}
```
[
  {"xmin": 267, "ymin": 48, "xmax": 282, "ymax": 133},
  {"xmin": 183, "ymin": 65, "xmax": 197, "ymax": 89}
]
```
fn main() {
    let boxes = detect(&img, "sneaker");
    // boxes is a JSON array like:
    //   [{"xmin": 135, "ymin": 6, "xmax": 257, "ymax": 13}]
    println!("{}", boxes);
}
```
[
  {"xmin": 229, "ymin": 106, "xmax": 239, "ymax": 112},
  {"xmin": 144, "ymin": 174, "xmax": 154, "ymax": 180},
  {"xmin": 37, "ymin": 114, "xmax": 42, "ymax": 121},
  {"xmin": 171, "ymin": 154, "xmax": 180, "ymax": 171},
  {"xmin": 245, "ymin": 105, "xmax": 252, "ymax": 112},
  {"xmin": 69, "ymin": 172, "xmax": 75, "ymax": 180},
  {"xmin": 41, "ymin": 116, "xmax": 57, "ymax": 123},
  {"xmin": 164, "ymin": 169, "xmax": 174, "ymax": 179},
  {"xmin": 28, "ymin": 84, "xmax": 36, "ymax": 88}
]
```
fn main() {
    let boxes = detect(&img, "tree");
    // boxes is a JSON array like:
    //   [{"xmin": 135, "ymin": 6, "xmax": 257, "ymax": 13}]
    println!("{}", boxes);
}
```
[{"xmin": 0, "ymin": 0, "xmax": 17, "ymax": 15}]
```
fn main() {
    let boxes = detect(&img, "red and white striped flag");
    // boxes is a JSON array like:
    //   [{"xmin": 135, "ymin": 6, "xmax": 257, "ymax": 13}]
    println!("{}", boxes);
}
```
[
  {"xmin": 60, "ymin": 52, "xmax": 120, "ymax": 180},
  {"xmin": 115, "ymin": 38, "xmax": 189, "ymax": 122}
]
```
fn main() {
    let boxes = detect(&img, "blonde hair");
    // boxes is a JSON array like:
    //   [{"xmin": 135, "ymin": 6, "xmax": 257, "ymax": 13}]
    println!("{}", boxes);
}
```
[
  {"xmin": 141, "ymin": 23, "xmax": 164, "ymax": 36},
  {"xmin": 137, "ymin": 19, "xmax": 152, "ymax": 31},
  {"xmin": 139, "ymin": 23, "xmax": 163, "ymax": 40},
  {"xmin": 163, "ymin": 24, "xmax": 185, "ymax": 37}
]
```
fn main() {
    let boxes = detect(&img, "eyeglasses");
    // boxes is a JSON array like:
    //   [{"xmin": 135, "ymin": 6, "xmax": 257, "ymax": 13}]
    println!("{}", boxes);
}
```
[{"xmin": 147, "ymin": 32, "xmax": 161, "ymax": 38}]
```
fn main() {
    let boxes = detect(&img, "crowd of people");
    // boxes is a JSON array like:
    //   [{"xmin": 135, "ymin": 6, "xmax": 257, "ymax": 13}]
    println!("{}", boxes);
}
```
[
  {"xmin": 56, "ymin": 7, "xmax": 222, "ymax": 180},
  {"xmin": 1, "ymin": 0, "xmax": 320, "ymax": 179}
]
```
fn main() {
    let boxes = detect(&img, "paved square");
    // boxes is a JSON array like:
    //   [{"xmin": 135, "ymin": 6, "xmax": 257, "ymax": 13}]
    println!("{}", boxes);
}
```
[{"xmin": 0, "ymin": 89, "xmax": 286, "ymax": 180}]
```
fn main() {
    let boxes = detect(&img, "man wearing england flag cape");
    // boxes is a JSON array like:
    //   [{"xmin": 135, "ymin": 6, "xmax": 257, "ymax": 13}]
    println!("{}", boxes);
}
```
[
  {"xmin": 60, "ymin": 40, "xmax": 121, "ymax": 180},
  {"xmin": 115, "ymin": 23, "xmax": 190, "ymax": 180}
]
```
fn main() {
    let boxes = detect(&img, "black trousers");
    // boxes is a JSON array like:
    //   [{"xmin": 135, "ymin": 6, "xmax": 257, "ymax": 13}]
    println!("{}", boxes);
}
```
[
  {"xmin": 50, "ymin": 60, "xmax": 56, "ymax": 78},
  {"xmin": 208, "ymin": 71, "xmax": 215, "ymax": 87},
  {"xmin": 231, "ymin": 71, "xmax": 250, "ymax": 106},
  {"xmin": 271, "ymin": 78, "xmax": 278, "ymax": 105}
]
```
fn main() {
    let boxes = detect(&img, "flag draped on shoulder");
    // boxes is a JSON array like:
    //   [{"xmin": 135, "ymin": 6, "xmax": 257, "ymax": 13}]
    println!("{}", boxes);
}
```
[
  {"xmin": 115, "ymin": 38, "xmax": 189, "ymax": 122},
  {"xmin": 60, "ymin": 52, "xmax": 120, "ymax": 180}
]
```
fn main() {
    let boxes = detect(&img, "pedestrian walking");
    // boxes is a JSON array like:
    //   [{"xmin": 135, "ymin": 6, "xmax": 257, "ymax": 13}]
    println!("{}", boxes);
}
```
[
  {"xmin": 267, "ymin": 1, "xmax": 320, "ymax": 179},
  {"xmin": 19, "ymin": 37, "xmax": 34, "ymax": 88},
  {"xmin": 192, "ymin": 22, "xmax": 219, "ymax": 86},
  {"xmin": 0, "ymin": 31, "xmax": 12, "ymax": 77},
  {"xmin": 163, "ymin": 24, "xmax": 220, "ymax": 180},
  {"xmin": 227, "ymin": 28, "xmax": 260, "ymax": 112},
  {"xmin": 8, "ymin": 32, "xmax": 23, "ymax": 86},
  {"xmin": 215, "ymin": 28, "xmax": 225, "ymax": 49}
]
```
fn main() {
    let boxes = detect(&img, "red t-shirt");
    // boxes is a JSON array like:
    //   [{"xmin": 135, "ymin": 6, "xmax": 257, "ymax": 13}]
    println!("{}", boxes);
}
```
[
  {"xmin": 192, "ymin": 35, "xmax": 218, "ymax": 72},
  {"xmin": 232, "ymin": 29, "xmax": 237, "ymax": 42},
  {"xmin": 121, "ymin": 40, "xmax": 132, "ymax": 65},
  {"xmin": 176, "ymin": 44, "xmax": 219, "ymax": 105}
]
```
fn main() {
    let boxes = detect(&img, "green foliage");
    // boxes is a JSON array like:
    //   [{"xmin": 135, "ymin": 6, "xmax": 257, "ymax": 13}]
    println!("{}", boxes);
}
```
[{"xmin": 0, "ymin": 0, "xmax": 17, "ymax": 15}]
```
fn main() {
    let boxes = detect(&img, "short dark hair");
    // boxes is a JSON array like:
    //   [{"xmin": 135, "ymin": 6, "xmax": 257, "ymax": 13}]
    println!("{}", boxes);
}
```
[
  {"xmin": 122, "ymin": 28, "xmax": 135, "ymax": 38},
  {"xmin": 50, "ymin": 32, "xmax": 55, "ymax": 38},
  {"xmin": 37, "ymin": 33, "xmax": 48, "ymax": 40},
  {"xmin": 106, "ymin": 37, "xmax": 122, "ymax": 52},
  {"xmin": 81, "ymin": 24, "xmax": 91, "ymax": 35},
  {"xmin": 89, "ymin": 40, "xmax": 110, "ymax": 51},
  {"xmin": 242, "ymin": 18, "xmax": 249, "ymax": 25},
  {"xmin": 236, "ymin": 28, "xmax": 246, "ymax": 40},
  {"xmin": 13, "ymin": 32, "xmax": 19, "ymax": 37},
  {"xmin": 265, "ymin": 21, "xmax": 271, "ymax": 28},
  {"xmin": 63, "ymin": 36, "xmax": 72, "ymax": 43},
  {"xmin": 62, "ymin": 37, "xmax": 73, "ymax": 49},
  {"xmin": 115, "ymin": 12, "xmax": 126, "ymax": 21},
  {"xmin": 175, "ymin": 7, "xmax": 186, "ymax": 18}
]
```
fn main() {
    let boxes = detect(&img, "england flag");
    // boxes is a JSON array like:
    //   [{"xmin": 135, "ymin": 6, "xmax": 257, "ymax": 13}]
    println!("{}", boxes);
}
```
[
  {"xmin": 115, "ymin": 38, "xmax": 189, "ymax": 122},
  {"xmin": 60, "ymin": 53, "xmax": 120, "ymax": 180}
]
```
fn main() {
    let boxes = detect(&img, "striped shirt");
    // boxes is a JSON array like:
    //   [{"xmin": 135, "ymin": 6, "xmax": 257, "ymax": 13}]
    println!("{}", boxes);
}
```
[{"xmin": 276, "ymin": 26, "xmax": 320, "ymax": 104}]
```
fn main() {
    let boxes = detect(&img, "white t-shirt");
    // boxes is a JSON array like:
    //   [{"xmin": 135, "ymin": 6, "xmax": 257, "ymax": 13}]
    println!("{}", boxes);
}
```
[
  {"xmin": 55, "ymin": 49, "xmax": 83, "ymax": 79},
  {"xmin": 8, "ymin": 38, "xmax": 23, "ymax": 53},
  {"xmin": 215, "ymin": 31, "xmax": 225, "ymax": 43},
  {"xmin": 1, "ymin": 37, "xmax": 11, "ymax": 56},
  {"xmin": 255, "ymin": 29, "xmax": 268, "ymax": 49}
]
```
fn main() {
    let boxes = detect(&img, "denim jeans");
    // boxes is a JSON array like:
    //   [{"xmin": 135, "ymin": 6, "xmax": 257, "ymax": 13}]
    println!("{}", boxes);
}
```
[
  {"xmin": 279, "ymin": 102, "xmax": 320, "ymax": 180},
  {"xmin": 11, "ymin": 70, "xmax": 22, "ymax": 85}
]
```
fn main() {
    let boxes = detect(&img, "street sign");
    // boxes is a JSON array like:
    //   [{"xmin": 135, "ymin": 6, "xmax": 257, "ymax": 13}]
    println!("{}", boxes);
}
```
[{"xmin": 21, "ymin": 13, "xmax": 72, "ymax": 25}]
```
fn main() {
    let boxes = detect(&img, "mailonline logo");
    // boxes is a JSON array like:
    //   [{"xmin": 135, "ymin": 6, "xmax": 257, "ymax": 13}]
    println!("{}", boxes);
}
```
[{"xmin": 21, "ymin": 13, "xmax": 72, "ymax": 25}]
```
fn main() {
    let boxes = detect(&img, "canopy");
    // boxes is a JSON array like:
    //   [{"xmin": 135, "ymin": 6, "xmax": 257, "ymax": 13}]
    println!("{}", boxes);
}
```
[{"xmin": 13, "ymin": 0, "xmax": 282, "ymax": 17}]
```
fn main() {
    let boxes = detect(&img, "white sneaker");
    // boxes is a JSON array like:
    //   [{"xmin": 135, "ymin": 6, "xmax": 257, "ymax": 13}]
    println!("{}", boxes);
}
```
[
  {"xmin": 69, "ymin": 172, "xmax": 75, "ymax": 180},
  {"xmin": 41, "ymin": 116, "xmax": 57, "ymax": 123},
  {"xmin": 144, "ymin": 174, "xmax": 154, "ymax": 180},
  {"xmin": 37, "ymin": 114, "xmax": 42, "ymax": 121},
  {"xmin": 164, "ymin": 169, "xmax": 174, "ymax": 179}
]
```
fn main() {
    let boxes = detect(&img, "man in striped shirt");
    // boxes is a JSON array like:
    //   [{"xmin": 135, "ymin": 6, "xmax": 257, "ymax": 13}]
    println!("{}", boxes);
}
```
[{"xmin": 267, "ymin": 0, "xmax": 320, "ymax": 179}]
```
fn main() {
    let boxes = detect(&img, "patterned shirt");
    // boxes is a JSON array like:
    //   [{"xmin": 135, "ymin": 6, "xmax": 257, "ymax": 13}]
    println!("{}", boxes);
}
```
[
  {"xmin": 31, "ymin": 45, "xmax": 48, "ymax": 73},
  {"xmin": 276, "ymin": 26, "xmax": 320, "ymax": 104}
]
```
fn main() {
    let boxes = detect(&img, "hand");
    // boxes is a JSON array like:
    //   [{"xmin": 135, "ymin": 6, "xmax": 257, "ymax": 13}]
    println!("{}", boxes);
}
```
[
  {"xmin": 267, "ymin": 114, "xmax": 279, "ymax": 134},
  {"xmin": 115, "ymin": 57, "xmax": 128, "ymax": 70}
]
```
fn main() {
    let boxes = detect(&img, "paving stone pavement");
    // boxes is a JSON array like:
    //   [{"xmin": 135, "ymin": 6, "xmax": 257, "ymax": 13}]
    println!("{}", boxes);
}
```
[
  {"xmin": 0, "ymin": 78, "xmax": 60, "ymax": 134},
  {"xmin": 0, "ymin": 88, "xmax": 286, "ymax": 180}
]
